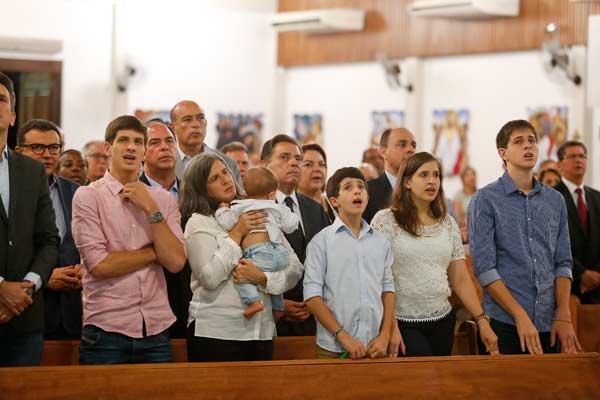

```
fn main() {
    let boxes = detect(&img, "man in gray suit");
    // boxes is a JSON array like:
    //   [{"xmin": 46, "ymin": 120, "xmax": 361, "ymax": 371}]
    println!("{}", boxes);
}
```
[
  {"xmin": 0, "ymin": 72, "xmax": 60, "ymax": 366},
  {"xmin": 169, "ymin": 100, "xmax": 240, "ymax": 181}
]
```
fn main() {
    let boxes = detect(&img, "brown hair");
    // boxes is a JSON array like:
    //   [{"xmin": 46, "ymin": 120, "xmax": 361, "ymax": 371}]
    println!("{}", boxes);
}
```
[
  {"xmin": 557, "ymin": 140, "xmax": 587, "ymax": 161},
  {"xmin": 326, "ymin": 167, "xmax": 365, "ymax": 200},
  {"xmin": 389, "ymin": 152, "xmax": 446, "ymax": 236},
  {"xmin": 0, "ymin": 72, "xmax": 16, "ymax": 112},
  {"xmin": 105, "ymin": 115, "xmax": 147, "ymax": 144},
  {"xmin": 260, "ymin": 134, "xmax": 302, "ymax": 161},
  {"xmin": 243, "ymin": 166, "xmax": 279, "ymax": 198}
]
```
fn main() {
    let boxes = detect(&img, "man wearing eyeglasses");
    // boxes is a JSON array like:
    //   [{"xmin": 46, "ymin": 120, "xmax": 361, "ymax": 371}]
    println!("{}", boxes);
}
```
[
  {"xmin": 82, "ymin": 140, "xmax": 109, "ymax": 185},
  {"xmin": 555, "ymin": 141, "xmax": 600, "ymax": 304},
  {"xmin": 0, "ymin": 72, "xmax": 60, "ymax": 366},
  {"xmin": 15, "ymin": 119, "xmax": 83, "ymax": 340}
]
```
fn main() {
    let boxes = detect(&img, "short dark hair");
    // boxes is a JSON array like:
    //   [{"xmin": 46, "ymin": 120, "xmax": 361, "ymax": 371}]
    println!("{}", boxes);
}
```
[
  {"xmin": 58, "ymin": 149, "xmax": 87, "ymax": 169},
  {"xmin": 539, "ymin": 168, "xmax": 561, "ymax": 185},
  {"xmin": 379, "ymin": 129, "xmax": 392, "ymax": 148},
  {"xmin": 557, "ymin": 140, "xmax": 587, "ymax": 161},
  {"xmin": 105, "ymin": 115, "xmax": 147, "ymax": 144},
  {"xmin": 326, "ymin": 167, "xmax": 365, "ymax": 200},
  {"xmin": 0, "ymin": 72, "xmax": 16, "ymax": 112},
  {"xmin": 16, "ymin": 119, "xmax": 62, "ymax": 146},
  {"xmin": 260, "ymin": 134, "xmax": 302, "ymax": 161},
  {"xmin": 220, "ymin": 141, "xmax": 248, "ymax": 154},
  {"xmin": 302, "ymin": 143, "xmax": 327, "ymax": 164},
  {"xmin": 496, "ymin": 119, "xmax": 537, "ymax": 149}
]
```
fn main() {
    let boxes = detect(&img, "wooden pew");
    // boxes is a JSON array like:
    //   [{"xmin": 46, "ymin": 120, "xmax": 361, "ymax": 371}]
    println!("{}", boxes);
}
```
[
  {"xmin": 4, "ymin": 354, "xmax": 600, "ymax": 399},
  {"xmin": 577, "ymin": 304, "xmax": 600, "ymax": 352}
]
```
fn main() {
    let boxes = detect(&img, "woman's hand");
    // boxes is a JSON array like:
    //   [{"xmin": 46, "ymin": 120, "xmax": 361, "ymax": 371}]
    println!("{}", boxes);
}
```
[
  {"xmin": 233, "ymin": 259, "xmax": 267, "ymax": 286},
  {"xmin": 478, "ymin": 320, "xmax": 500, "ymax": 355},
  {"xmin": 388, "ymin": 321, "xmax": 405, "ymax": 357},
  {"xmin": 229, "ymin": 211, "xmax": 267, "ymax": 243}
]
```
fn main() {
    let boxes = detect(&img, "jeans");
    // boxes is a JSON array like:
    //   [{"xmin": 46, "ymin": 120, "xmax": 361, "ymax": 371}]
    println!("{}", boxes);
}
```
[
  {"xmin": 485, "ymin": 318, "xmax": 558, "ymax": 355},
  {"xmin": 0, "ymin": 326, "xmax": 44, "ymax": 367},
  {"xmin": 239, "ymin": 242, "xmax": 288, "ymax": 311},
  {"xmin": 79, "ymin": 324, "xmax": 172, "ymax": 365}
]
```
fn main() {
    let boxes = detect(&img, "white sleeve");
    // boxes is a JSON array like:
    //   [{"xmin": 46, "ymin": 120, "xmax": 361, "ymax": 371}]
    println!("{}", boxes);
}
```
[
  {"xmin": 214, "ymin": 207, "xmax": 239, "ymax": 231},
  {"xmin": 262, "ymin": 236, "xmax": 303, "ymax": 295},
  {"xmin": 277, "ymin": 204, "xmax": 301, "ymax": 234}
]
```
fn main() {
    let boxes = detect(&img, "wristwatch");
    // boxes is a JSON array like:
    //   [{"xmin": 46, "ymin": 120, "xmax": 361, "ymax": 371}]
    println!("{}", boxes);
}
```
[
  {"xmin": 147, "ymin": 210, "xmax": 164, "ymax": 224},
  {"xmin": 474, "ymin": 312, "xmax": 491, "ymax": 324}
]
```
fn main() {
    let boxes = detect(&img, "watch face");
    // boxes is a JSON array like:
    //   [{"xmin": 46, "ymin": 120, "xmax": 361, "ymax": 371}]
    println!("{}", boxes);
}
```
[{"xmin": 149, "ymin": 211, "xmax": 164, "ymax": 223}]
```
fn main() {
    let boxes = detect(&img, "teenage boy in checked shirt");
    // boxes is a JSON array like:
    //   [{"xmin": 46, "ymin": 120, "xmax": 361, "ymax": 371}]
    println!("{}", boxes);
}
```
[
  {"xmin": 468, "ymin": 119, "xmax": 581, "ymax": 355},
  {"xmin": 303, "ymin": 167, "xmax": 400, "ymax": 359}
]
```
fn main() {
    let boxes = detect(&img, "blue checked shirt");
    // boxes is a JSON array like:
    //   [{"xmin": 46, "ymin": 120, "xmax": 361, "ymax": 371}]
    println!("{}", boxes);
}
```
[{"xmin": 468, "ymin": 172, "xmax": 572, "ymax": 332}]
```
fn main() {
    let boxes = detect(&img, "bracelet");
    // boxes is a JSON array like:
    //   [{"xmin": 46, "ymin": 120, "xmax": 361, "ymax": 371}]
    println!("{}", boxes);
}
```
[
  {"xmin": 553, "ymin": 319, "xmax": 571, "ymax": 324},
  {"xmin": 474, "ymin": 312, "xmax": 490, "ymax": 323},
  {"xmin": 332, "ymin": 327, "xmax": 344, "ymax": 340}
]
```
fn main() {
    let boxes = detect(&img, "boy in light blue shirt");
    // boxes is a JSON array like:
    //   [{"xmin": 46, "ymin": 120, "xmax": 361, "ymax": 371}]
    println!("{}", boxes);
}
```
[{"xmin": 303, "ymin": 167, "xmax": 397, "ymax": 359}]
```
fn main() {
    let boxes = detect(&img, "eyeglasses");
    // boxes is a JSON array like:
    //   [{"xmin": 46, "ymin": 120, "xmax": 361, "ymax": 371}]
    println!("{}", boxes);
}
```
[
  {"xmin": 87, "ymin": 153, "xmax": 110, "ymax": 161},
  {"xmin": 20, "ymin": 143, "xmax": 63, "ymax": 155},
  {"xmin": 564, "ymin": 154, "xmax": 587, "ymax": 160}
]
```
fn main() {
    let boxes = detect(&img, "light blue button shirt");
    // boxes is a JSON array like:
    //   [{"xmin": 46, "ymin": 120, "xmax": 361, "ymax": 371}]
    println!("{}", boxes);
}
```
[
  {"xmin": 384, "ymin": 169, "xmax": 397, "ymax": 190},
  {"xmin": 303, "ymin": 217, "xmax": 395, "ymax": 353},
  {"xmin": 145, "ymin": 174, "xmax": 179, "ymax": 200},
  {"xmin": 0, "ymin": 144, "xmax": 9, "ymax": 215}
]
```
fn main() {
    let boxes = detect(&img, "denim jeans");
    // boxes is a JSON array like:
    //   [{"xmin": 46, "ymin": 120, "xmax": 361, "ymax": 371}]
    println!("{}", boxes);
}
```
[
  {"xmin": 79, "ymin": 324, "xmax": 172, "ymax": 365},
  {"xmin": 0, "ymin": 326, "xmax": 44, "ymax": 367},
  {"xmin": 239, "ymin": 242, "xmax": 288, "ymax": 311}
]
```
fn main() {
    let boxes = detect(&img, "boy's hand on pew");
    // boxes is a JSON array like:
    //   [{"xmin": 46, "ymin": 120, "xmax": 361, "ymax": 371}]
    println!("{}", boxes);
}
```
[
  {"xmin": 337, "ymin": 331, "xmax": 367, "ymax": 359},
  {"xmin": 388, "ymin": 322, "xmax": 405, "ymax": 357},
  {"xmin": 551, "ymin": 320, "xmax": 582, "ymax": 354},
  {"xmin": 367, "ymin": 333, "xmax": 389, "ymax": 358}
]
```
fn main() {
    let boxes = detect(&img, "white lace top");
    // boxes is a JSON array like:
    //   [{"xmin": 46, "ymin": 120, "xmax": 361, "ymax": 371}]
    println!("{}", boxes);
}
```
[{"xmin": 371, "ymin": 209, "xmax": 465, "ymax": 322}]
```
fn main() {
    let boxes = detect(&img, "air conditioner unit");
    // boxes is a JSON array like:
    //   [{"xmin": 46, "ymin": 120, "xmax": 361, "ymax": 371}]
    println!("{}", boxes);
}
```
[
  {"xmin": 408, "ymin": 0, "xmax": 519, "ymax": 19},
  {"xmin": 271, "ymin": 8, "xmax": 365, "ymax": 34},
  {"xmin": 0, "ymin": 36, "xmax": 63, "ymax": 54}
]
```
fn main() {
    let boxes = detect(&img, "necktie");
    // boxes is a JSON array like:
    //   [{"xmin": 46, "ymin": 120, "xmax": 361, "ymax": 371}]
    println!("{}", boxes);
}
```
[
  {"xmin": 283, "ymin": 196, "xmax": 306, "ymax": 263},
  {"xmin": 575, "ymin": 188, "xmax": 588, "ymax": 235}
]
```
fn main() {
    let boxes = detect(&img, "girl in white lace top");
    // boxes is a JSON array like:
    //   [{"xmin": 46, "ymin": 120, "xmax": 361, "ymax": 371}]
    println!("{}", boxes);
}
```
[{"xmin": 371, "ymin": 152, "xmax": 498, "ymax": 356}]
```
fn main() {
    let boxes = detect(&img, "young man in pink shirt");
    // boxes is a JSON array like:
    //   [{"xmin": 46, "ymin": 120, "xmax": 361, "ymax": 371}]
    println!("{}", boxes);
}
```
[{"xmin": 72, "ymin": 115, "xmax": 186, "ymax": 364}]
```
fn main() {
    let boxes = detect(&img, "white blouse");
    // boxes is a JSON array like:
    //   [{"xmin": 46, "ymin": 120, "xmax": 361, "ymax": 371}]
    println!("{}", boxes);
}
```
[
  {"xmin": 371, "ymin": 209, "xmax": 465, "ymax": 322},
  {"xmin": 184, "ymin": 213, "xmax": 303, "ymax": 341}
]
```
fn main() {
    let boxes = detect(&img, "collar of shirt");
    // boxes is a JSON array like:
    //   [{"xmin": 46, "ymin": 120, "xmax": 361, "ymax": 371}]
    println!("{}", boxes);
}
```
[
  {"xmin": 384, "ymin": 170, "xmax": 397, "ymax": 189},
  {"xmin": 499, "ymin": 171, "xmax": 541, "ymax": 196},
  {"xmin": 145, "ymin": 173, "xmax": 178, "ymax": 193},
  {"xmin": 176, "ymin": 142, "xmax": 194, "ymax": 164},
  {"xmin": 562, "ymin": 177, "xmax": 586, "ymax": 206},
  {"xmin": 331, "ymin": 216, "xmax": 373, "ymax": 240},
  {"xmin": 276, "ymin": 190, "xmax": 299, "ymax": 209},
  {"xmin": 0, "ymin": 143, "xmax": 7, "ymax": 162},
  {"xmin": 48, "ymin": 173, "xmax": 56, "ymax": 189},
  {"xmin": 103, "ymin": 170, "xmax": 126, "ymax": 196}
]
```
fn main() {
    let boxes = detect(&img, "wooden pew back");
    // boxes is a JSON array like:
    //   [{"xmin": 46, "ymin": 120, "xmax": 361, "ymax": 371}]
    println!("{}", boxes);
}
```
[{"xmin": 5, "ymin": 354, "xmax": 600, "ymax": 400}]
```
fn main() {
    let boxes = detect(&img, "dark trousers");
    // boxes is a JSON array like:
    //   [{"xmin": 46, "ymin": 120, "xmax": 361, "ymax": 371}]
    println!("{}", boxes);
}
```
[
  {"xmin": 186, "ymin": 323, "xmax": 273, "ymax": 362},
  {"xmin": 485, "ymin": 318, "xmax": 558, "ymax": 355},
  {"xmin": 398, "ymin": 312, "xmax": 456, "ymax": 357},
  {"xmin": 79, "ymin": 324, "xmax": 172, "ymax": 365},
  {"xmin": 0, "ymin": 325, "xmax": 44, "ymax": 367}
]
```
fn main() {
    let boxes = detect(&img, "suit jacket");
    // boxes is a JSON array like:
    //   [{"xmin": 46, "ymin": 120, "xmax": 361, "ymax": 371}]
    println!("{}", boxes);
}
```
[
  {"xmin": 0, "ymin": 149, "xmax": 60, "ymax": 333},
  {"xmin": 276, "ymin": 192, "xmax": 329, "ymax": 336},
  {"xmin": 175, "ymin": 145, "xmax": 241, "ymax": 184},
  {"xmin": 363, "ymin": 173, "xmax": 393, "ymax": 223},
  {"xmin": 140, "ymin": 172, "xmax": 190, "ymax": 338},
  {"xmin": 44, "ymin": 175, "xmax": 83, "ymax": 338},
  {"xmin": 554, "ymin": 180, "xmax": 600, "ymax": 303}
]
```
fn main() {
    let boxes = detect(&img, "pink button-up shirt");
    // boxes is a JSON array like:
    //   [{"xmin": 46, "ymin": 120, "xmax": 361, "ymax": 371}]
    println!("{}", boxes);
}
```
[{"xmin": 72, "ymin": 171, "xmax": 184, "ymax": 338}]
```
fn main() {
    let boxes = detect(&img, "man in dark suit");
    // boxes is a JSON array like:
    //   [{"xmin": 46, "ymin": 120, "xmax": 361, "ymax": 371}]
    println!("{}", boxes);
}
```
[
  {"xmin": 0, "ymin": 72, "xmax": 60, "ymax": 366},
  {"xmin": 261, "ymin": 134, "xmax": 329, "ymax": 336},
  {"xmin": 15, "ymin": 119, "xmax": 83, "ymax": 340},
  {"xmin": 169, "ymin": 100, "xmax": 240, "ymax": 182},
  {"xmin": 140, "ymin": 121, "xmax": 190, "ymax": 338},
  {"xmin": 363, "ymin": 128, "xmax": 416, "ymax": 222},
  {"xmin": 554, "ymin": 140, "xmax": 600, "ymax": 303}
]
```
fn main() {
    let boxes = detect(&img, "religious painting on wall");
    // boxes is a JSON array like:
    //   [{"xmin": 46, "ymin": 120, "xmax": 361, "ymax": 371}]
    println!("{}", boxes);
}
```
[
  {"xmin": 432, "ymin": 109, "xmax": 469, "ymax": 177},
  {"xmin": 370, "ymin": 110, "xmax": 405, "ymax": 145},
  {"xmin": 215, "ymin": 113, "xmax": 264, "ymax": 157},
  {"xmin": 293, "ymin": 114, "xmax": 323, "ymax": 145},
  {"xmin": 134, "ymin": 109, "xmax": 171, "ymax": 123},
  {"xmin": 527, "ymin": 106, "xmax": 568, "ymax": 171}
]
